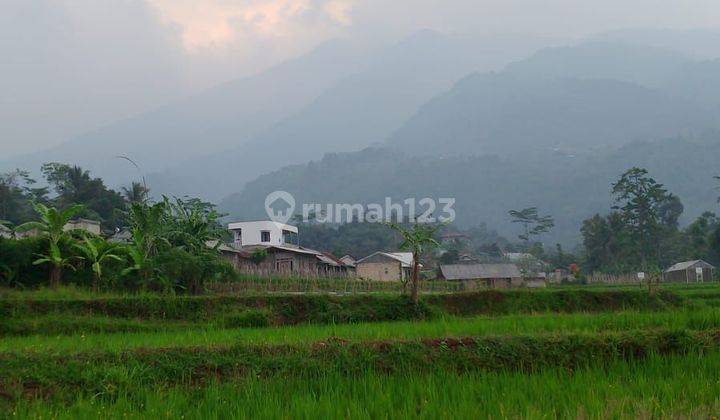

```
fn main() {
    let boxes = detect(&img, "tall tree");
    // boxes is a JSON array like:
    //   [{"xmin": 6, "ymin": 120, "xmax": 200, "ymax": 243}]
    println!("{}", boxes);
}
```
[
  {"xmin": 41, "ymin": 163, "xmax": 125, "ymax": 230},
  {"xmin": 386, "ymin": 222, "xmax": 441, "ymax": 304},
  {"xmin": 611, "ymin": 167, "xmax": 678, "ymax": 267},
  {"xmin": 16, "ymin": 203, "xmax": 85, "ymax": 287},
  {"xmin": 0, "ymin": 170, "xmax": 46, "ymax": 224},
  {"xmin": 508, "ymin": 207, "xmax": 554, "ymax": 244},
  {"xmin": 122, "ymin": 182, "xmax": 149, "ymax": 204}
]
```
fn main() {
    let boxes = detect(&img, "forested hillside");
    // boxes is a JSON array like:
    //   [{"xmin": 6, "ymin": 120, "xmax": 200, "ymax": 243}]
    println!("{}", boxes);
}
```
[{"xmin": 221, "ymin": 137, "xmax": 720, "ymax": 244}]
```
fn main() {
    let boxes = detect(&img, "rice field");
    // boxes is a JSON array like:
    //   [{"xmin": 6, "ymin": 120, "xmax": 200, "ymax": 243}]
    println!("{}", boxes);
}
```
[
  {"xmin": 3, "ymin": 308, "xmax": 720, "ymax": 355},
  {"xmin": 2, "ymin": 284, "xmax": 720, "ymax": 418},
  {"xmin": 10, "ymin": 353, "xmax": 720, "ymax": 419}
]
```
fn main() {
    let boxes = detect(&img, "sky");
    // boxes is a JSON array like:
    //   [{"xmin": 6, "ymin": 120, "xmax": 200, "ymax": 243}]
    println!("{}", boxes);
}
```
[{"xmin": 3, "ymin": 0, "xmax": 720, "ymax": 157}]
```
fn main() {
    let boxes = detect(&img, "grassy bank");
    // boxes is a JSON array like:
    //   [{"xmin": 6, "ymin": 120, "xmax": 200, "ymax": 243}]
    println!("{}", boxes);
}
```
[
  {"xmin": 11, "ymin": 352, "xmax": 720, "ymax": 419},
  {"xmin": 0, "ymin": 289, "xmax": 685, "ymax": 328},
  {"xmin": 1, "ymin": 328, "xmax": 717, "ymax": 403},
  {"xmin": 4, "ymin": 309, "xmax": 720, "ymax": 354}
]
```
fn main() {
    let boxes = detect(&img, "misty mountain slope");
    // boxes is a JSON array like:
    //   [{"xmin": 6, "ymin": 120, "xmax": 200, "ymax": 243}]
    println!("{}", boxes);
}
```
[
  {"xmin": 504, "ymin": 41, "xmax": 692, "ymax": 87},
  {"xmin": 149, "ymin": 31, "xmax": 539, "ymax": 200},
  {"xmin": 665, "ymin": 59, "xmax": 720, "ymax": 105},
  {"xmin": 386, "ymin": 72, "xmax": 719, "ymax": 157},
  {"xmin": 221, "ymin": 137, "xmax": 720, "ymax": 245},
  {"xmin": 592, "ymin": 28, "xmax": 720, "ymax": 60},
  {"xmin": 1, "ymin": 39, "xmax": 366, "ymax": 185}
]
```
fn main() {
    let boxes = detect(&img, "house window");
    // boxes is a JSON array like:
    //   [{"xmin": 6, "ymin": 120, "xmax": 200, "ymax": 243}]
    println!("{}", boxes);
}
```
[
  {"xmin": 261, "ymin": 230, "xmax": 271, "ymax": 243},
  {"xmin": 234, "ymin": 229, "xmax": 242, "ymax": 246}
]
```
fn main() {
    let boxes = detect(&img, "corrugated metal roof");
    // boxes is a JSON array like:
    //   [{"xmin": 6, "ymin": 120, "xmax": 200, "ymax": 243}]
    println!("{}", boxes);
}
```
[
  {"xmin": 357, "ymin": 251, "xmax": 416, "ymax": 268},
  {"xmin": 440, "ymin": 263, "xmax": 521, "ymax": 280},
  {"xmin": 665, "ymin": 259, "xmax": 715, "ymax": 272}
]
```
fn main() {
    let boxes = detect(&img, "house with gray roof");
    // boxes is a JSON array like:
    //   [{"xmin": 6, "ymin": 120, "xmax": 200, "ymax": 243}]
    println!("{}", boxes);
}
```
[
  {"xmin": 664, "ymin": 260, "xmax": 715, "ymax": 283},
  {"xmin": 438, "ymin": 263, "xmax": 525, "ymax": 289}
]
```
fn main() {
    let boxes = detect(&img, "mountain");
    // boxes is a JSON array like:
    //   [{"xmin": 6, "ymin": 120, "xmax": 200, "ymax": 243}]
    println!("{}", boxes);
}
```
[
  {"xmin": 386, "ymin": 72, "xmax": 718, "ymax": 157},
  {"xmin": 1, "ymin": 39, "xmax": 366, "ymax": 185},
  {"xmin": 504, "ymin": 41, "xmax": 691, "ymax": 87},
  {"xmin": 220, "ymin": 137, "xmax": 720, "ymax": 245},
  {"xmin": 148, "ymin": 31, "xmax": 550, "ymax": 200},
  {"xmin": 592, "ymin": 28, "xmax": 720, "ymax": 60}
]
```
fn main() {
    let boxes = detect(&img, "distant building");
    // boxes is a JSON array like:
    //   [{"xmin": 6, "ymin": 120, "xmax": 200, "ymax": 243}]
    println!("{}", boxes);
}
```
[
  {"xmin": 64, "ymin": 219, "xmax": 101, "ymax": 236},
  {"xmin": 438, "ymin": 263, "xmax": 524, "ymax": 289},
  {"xmin": 109, "ymin": 228, "xmax": 132, "ymax": 244},
  {"xmin": 215, "ymin": 221, "xmax": 355, "ymax": 278},
  {"xmin": 227, "ymin": 221, "xmax": 298, "ymax": 248},
  {"xmin": 439, "ymin": 232, "xmax": 469, "ymax": 245},
  {"xmin": 356, "ymin": 252, "xmax": 417, "ymax": 282},
  {"xmin": 664, "ymin": 260, "xmax": 716, "ymax": 283}
]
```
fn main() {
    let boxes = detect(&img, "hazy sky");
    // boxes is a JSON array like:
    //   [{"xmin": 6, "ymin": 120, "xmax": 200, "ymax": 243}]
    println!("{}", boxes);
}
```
[{"xmin": 3, "ymin": 0, "xmax": 720, "ymax": 157}]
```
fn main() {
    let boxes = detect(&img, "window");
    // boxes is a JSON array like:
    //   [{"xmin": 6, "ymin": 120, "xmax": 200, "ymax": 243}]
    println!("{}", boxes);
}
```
[
  {"xmin": 234, "ymin": 229, "xmax": 242, "ymax": 246},
  {"xmin": 260, "ymin": 230, "xmax": 271, "ymax": 243}
]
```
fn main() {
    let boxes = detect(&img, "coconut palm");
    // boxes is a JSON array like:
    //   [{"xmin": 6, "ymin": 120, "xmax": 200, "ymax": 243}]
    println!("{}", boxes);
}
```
[
  {"xmin": 386, "ymin": 222, "xmax": 442, "ymax": 305},
  {"xmin": 75, "ymin": 236, "xmax": 124, "ymax": 291},
  {"xmin": 16, "ymin": 203, "xmax": 84, "ymax": 287},
  {"xmin": 122, "ymin": 182, "xmax": 149, "ymax": 204}
]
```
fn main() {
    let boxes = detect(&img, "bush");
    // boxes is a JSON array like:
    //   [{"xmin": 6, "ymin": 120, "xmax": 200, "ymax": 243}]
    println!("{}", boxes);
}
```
[{"xmin": 220, "ymin": 309, "xmax": 272, "ymax": 328}]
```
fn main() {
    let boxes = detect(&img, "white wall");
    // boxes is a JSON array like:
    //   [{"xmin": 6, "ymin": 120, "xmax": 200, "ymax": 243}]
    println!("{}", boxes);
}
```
[{"xmin": 227, "ymin": 221, "xmax": 298, "ymax": 247}]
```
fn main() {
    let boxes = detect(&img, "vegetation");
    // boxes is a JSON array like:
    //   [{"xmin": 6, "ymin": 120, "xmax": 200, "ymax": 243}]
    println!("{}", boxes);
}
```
[
  {"xmin": 1, "ymin": 284, "xmax": 719, "ymax": 416},
  {"xmin": 582, "ymin": 167, "xmax": 720, "ymax": 274},
  {"xmin": 508, "ymin": 206, "xmax": 555, "ymax": 243},
  {"xmin": 386, "ymin": 222, "xmax": 442, "ymax": 303},
  {"xmin": 0, "ymin": 169, "xmax": 233, "ymax": 294},
  {"xmin": 13, "ymin": 354, "xmax": 720, "ymax": 419}
]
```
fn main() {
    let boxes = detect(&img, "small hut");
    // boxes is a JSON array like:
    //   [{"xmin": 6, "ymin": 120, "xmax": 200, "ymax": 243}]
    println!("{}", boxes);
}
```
[{"xmin": 663, "ymin": 260, "xmax": 715, "ymax": 283}]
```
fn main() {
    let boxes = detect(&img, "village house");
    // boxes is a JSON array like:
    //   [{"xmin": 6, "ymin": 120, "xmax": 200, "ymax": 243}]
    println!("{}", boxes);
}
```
[
  {"xmin": 664, "ymin": 260, "xmax": 716, "ymax": 283},
  {"xmin": 438, "ymin": 263, "xmax": 526, "ymax": 289},
  {"xmin": 13, "ymin": 218, "xmax": 102, "ymax": 239},
  {"xmin": 219, "ymin": 221, "xmax": 354, "ymax": 278},
  {"xmin": 228, "ymin": 220, "xmax": 298, "ymax": 248},
  {"xmin": 64, "ymin": 218, "xmax": 101, "ymax": 235},
  {"xmin": 356, "ymin": 252, "xmax": 416, "ymax": 282}
]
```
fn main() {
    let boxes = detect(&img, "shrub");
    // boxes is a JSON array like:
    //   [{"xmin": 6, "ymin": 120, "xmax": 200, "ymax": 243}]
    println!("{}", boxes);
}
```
[{"xmin": 221, "ymin": 309, "xmax": 272, "ymax": 328}]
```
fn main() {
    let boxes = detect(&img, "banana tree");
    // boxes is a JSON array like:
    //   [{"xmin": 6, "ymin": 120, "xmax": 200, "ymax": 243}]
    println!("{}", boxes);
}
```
[
  {"xmin": 385, "ymin": 222, "xmax": 442, "ymax": 305},
  {"xmin": 16, "ymin": 203, "xmax": 85, "ymax": 287},
  {"xmin": 75, "ymin": 236, "xmax": 124, "ymax": 291}
]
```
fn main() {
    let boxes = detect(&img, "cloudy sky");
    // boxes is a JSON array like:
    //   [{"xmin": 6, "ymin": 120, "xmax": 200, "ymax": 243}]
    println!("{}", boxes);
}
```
[{"xmin": 3, "ymin": 0, "xmax": 720, "ymax": 156}]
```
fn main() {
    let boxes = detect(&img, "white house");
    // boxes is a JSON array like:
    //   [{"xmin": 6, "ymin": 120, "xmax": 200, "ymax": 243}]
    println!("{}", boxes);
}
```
[{"xmin": 227, "ymin": 221, "xmax": 299, "ymax": 248}]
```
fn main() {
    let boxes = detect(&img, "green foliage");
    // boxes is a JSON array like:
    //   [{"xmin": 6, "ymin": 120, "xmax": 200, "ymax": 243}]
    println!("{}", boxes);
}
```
[
  {"xmin": 220, "ymin": 309, "xmax": 272, "ymax": 328},
  {"xmin": 508, "ymin": 207, "xmax": 555, "ymax": 242},
  {"xmin": 250, "ymin": 247, "xmax": 268, "ymax": 264},
  {"xmin": 41, "ymin": 163, "xmax": 126, "ymax": 230},
  {"xmin": 12, "ymin": 354, "xmax": 720, "ymax": 418},
  {"xmin": 386, "ymin": 222, "xmax": 443, "ymax": 303}
]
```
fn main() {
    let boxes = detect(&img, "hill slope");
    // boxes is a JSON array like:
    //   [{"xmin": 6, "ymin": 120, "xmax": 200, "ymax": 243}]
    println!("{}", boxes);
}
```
[
  {"xmin": 1, "ymin": 40, "xmax": 366, "ymax": 185},
  {"xmin": 148, "ymin": 31, "xmax": 543, "ymax": 200},
  {"xmin": 221, "ymin": 137, "xmax": 720, "ymax": 245}
]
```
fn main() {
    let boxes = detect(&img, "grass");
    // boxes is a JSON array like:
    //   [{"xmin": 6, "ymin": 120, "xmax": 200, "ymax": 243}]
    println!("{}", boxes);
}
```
[
  {"xmin": 8, "ymin": 352, "xmax": 720, "ymax": 418},
  {"xmin": 0, "ymin": 289, "xmax": 687, "ymax": 327},
  {"xmin": 3, "ymin": 309, "xmax": 720, "ymax": 355},
  {"xmin": 3, "ymin": 283, "xmax": 720, "ymax": 418}
]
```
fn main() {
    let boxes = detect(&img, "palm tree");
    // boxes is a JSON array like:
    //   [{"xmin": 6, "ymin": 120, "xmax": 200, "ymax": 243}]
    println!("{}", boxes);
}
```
[
  {"xmin": 75, "ymin": 236, "xmax": 124, "ymax": 291},
  {"xmin": 122, "ymin": 182, "xmax": 149, "ymax": 204},
  {"xmin": 16, "ymin": 203, "xmax": 84, "ymax": 287},
  {"xmin": 386, "ymin": 222, "xmax": 442, "ymax": 305}
]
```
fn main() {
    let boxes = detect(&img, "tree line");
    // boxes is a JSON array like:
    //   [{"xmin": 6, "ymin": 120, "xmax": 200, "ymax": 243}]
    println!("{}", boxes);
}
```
[{"xmin": 0, "ymin": 164, "xmax": 232, "ymax": 292}]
